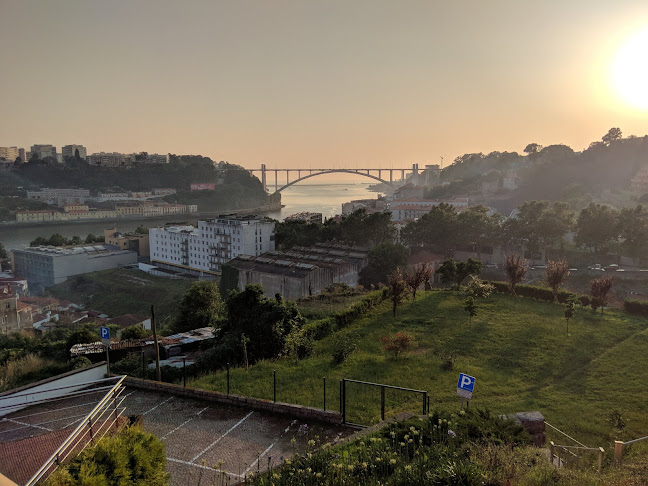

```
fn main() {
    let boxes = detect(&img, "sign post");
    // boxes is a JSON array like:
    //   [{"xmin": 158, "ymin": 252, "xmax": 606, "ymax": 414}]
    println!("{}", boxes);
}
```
[
  {"xmin": 456, "ymin": 373, "xmax": 476, "ymax": 409},
  {"xmin": 100, "ymin": 326, "xmax": 110, "ymax": 374}
]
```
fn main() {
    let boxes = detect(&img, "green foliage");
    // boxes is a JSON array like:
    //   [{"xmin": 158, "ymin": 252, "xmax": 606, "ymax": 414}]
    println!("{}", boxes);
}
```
[
  {"xmin": 0, "ymin": 241, "xmax": 6, "ymax": 259},
  {"xmin": 575, "ymin": 203, "xmax": 619, "ymax": 262},
  {"xmin": 173, "ymin": 281, "xmax": 223, "ymax": 333},
  {"xmin": 46, "ymin": 425, "xmax": 169, "ymax": 486},
  {"xmin": 302, "ymin": 318, "xmax": 334, "ymax": 341},
  {"xmin": 65, "ymin": 329, "xmax": 100, "ymax": 357},
  {"xmin": 359, "ymin": 242, "xmax": 409, "ymax": 288},
  {"xmin": 464, "ymin": 296, "xmax": 478, "ymax": 322},
  {"xmin": 490, "ymin": 280, "xmax": 589, "ymax": 305},
  {"xmin": 387, "ymin": 267, "xmax": 409, "ymax": 318},
  {"xmin": 134, "ymin": 225, "xmax": 148, "ymax": 234},
  {"xmin": 331, "ymin": 335, "xmax": 356, "ymax": 365},
  {"xmin": 70, "ymin": 356, "xmax": 92, "ymax": 370},
  {"xmin": 31, "ymin": 233, "xmax": 104, "ymax": 247},
  {"xmin": 618, "ymin": 205, "xmax": 648, "ymax": 264},
  {"xmin": 334, "ymin": 288, "xmax": 389, "ymax": 328},
  {"xmin": 624, "ymin": 299, "xmax": 648, "ymax": 317},
  {"xmin": 219, "ymin": 264, "xmax": 240, "ymax": 298},
  {"xmin": 463, "ymin": 276, "xmax": 493, "ymax": 299},
  {"xmin": 120, "ymin": 325, "xmax": 148, "ymax": 341},
  {"xmin": 437, "ymin": 258, "xmax": 483, "ymax": 289}
]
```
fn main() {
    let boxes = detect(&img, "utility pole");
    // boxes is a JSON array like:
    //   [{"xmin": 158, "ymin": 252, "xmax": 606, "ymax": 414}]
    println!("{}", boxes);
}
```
[{"xmin": 151, "ymin": 305, "xmax": 161, "ymax": 382}]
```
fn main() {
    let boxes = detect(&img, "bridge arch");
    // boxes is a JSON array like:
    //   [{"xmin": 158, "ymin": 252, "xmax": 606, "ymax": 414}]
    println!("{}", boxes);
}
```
[{"xmin": 273, "ymin": 169, "xmax": 394, "ymax": 193}]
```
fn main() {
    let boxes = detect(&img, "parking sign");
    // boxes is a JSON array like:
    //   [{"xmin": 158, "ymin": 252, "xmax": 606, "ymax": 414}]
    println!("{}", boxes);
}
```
[
  {"xmin": 456, "ymin": 373, "xmax": 476, "ymax": 399},
  {"xmin": 100, "ymin": 326, "xmax": 110, "ymax": 345}
]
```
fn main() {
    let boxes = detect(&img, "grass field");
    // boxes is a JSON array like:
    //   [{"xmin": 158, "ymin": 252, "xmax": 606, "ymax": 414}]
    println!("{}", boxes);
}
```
[
  {"xmin": 47, "ymin": 268, "xmax": 193, "ymax": 321},
  {"xmin": 190, "ymin": 290, "xmax": 648, "ymax": 447}
]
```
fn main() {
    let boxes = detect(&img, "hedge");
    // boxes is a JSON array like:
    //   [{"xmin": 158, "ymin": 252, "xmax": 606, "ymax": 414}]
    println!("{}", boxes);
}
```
[
  {"xmin": 624, "ymin": 299, "xmax": 648, "ymax": 317},
  {"xmin": 490, "ymin": 281, "xmax": 590, "ymax": 306},
  {"xmin": 335, "ymin": 287, "xmax": 390, "ymax": 328}
]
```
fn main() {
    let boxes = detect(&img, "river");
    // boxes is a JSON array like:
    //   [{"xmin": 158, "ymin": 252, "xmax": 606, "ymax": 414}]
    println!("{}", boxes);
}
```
[{"xmin": 0, "ymin": 183, "xmax": 380, "ymax": 250}]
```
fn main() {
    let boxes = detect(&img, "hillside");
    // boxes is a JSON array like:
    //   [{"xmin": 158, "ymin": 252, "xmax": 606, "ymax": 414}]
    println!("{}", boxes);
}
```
[
  {"xmin": 191, "ymin": 290, "xmax": 648, "ymax": 446},
  {"xmin": 46, "ymin": 268, "xmax": 193, "ymax": 321}
]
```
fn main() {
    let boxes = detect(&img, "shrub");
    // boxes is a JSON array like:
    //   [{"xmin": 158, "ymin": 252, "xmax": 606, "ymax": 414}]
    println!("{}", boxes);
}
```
[
  {"xmin": 334, "ymin": 288, "xmax": 389, "ymax": 328},
  {"xmin": 121, "ymin": 324, "xmax": 148, "ymax": 341},
  {"xmin": 490, "ymin": 281, "xmax": 589, "ymax": 305},
  {"xmin": 331, "ymin": 335, "xmax": 356, "ymax": 365},
  {"xmin": 624, "ymin": 299, "xmax": 648, "ymax": 317},
  {"xmin": 303, "ymin": 318, "xmax": 334, "ymax": 341},
  {"xmin": 464, "ymin": 276, "xmax": 494, "ymax": 299},
  {"xmin": 70, "ymin": 356, "xmax": 92, "ymax": 370},
  {"xmin": 381, "ymin": 332, "xmax": 416, "ymax": 359}
]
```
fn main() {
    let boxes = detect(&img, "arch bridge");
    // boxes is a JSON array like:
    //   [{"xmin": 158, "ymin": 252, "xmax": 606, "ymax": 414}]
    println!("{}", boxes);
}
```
[{"xmin": 249, "ymin": 164, "xmax": 423, "ymax": 192}]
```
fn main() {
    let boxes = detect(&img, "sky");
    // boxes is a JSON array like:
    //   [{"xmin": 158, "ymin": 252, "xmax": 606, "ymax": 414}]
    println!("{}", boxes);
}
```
[{"xmin": 1, "ymin": 0, "xmax": 648, "ymax": 171}]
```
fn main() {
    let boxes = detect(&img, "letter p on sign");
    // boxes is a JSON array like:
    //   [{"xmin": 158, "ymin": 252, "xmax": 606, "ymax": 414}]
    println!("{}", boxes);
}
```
[{"xmin": 457, "ymin": 373, "xmax": 476, "ymax": 399}]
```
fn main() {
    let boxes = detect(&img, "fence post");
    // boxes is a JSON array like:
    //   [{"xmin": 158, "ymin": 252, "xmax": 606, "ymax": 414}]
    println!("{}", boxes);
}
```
[
  {"xmin": 342, "ymin": 379, "xmax": 346, "ymax": 424},
  {"xmin": 549, "ymin": 441, "xmax": 555, "ymax": 466},
  {"xmin": 422, "ymin": 391, "xmax": 427, "ymax": 416},
  {"xmin": 380, "ymin": 386, "xmax": 385, "ymax": 421},
  {"xmin": 183, "ymin": 357, "xmax": 187, "ymax": 388},
  {"xmin": 614, "ymin": 440, "xmax": 624, "ymax": 466},
  {"xmin": 226, "ymin": 363, "xmax": 230, "ymax": 396},
  {"xmin": 323, "ymin": 377, "xmax": 326, "ymax": 411},
  {"xmin": 339, "ymin": 380, "xmax": 342, "ymax": 415},
  {"xmin": 273, "ymin": 370, "xmax": 276, "ymax": 403},
  {"xmin": 598, "ymin": 447, "xmax": 605, "ymax": 472}
]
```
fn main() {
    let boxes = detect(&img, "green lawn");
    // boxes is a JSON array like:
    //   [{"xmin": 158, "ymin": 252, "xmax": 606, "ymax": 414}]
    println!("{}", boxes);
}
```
[
  {"xmin": 47, "ymin": 268, "xmax": 193, "ymax": 321},
  {"xmin": 190, "ymin": 291, "xmax": 648, "ymax": 446}
]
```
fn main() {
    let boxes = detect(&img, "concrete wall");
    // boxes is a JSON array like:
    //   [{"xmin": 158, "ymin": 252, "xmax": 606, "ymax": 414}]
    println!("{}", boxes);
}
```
[
  {"xmin": 0, "ymin": 362, "xmax": 108, "ymax": 417},
  {"xmin": 123, "ymin": 376, "xmax": 342, "ymax": 425}
]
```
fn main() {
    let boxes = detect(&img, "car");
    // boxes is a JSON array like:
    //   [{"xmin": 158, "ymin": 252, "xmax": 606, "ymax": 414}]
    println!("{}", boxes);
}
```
[
  {"xmin": 616, "ymin": 268, "xmax": 625, "ymax": 272},
  {"xmin": 607, "ymin": 264, "xmax": 619, "ymax": 269},
  {"xmin": 568, "ymin": 268, "xmax": 578, "ymax": 272},
  {"xmin": 534, "ymin": 264, "xmax": 547, "ymax": 269},
  {"xmin": 485, "ymin": 263, "xmax": 498, "ymax": 268}
]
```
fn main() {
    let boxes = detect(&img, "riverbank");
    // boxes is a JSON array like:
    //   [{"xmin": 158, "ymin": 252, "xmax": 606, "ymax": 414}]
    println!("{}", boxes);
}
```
[{"xmin": 0, "ymin": 202, "xmax": 284, "ymax": 229}]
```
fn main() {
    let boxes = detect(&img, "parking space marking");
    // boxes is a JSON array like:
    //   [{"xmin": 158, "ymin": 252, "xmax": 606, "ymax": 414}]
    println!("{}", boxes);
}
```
[
  {"xmin": 161, "ymin": 406, "xmax": 209, "ymax": 440},
  {"xmin": 2, "ymin": 418, "xmax": 52, "ymax": 432},
  {"xmin": 190, "ymin": 411, "xmax": 254, "ymax": 463},
  {"xmin": 243, "ymin": 419, "xmax": 297, "ymax": 475},
  {"xmin": 143, "ymin": 397, "xmax": 173, "ymax": 416},
  {"xmin": 166, "ymin": 457, "xmax": 243, "ymax": 479}
]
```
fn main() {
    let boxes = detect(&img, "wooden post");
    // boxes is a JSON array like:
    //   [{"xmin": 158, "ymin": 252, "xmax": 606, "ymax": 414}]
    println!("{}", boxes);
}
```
[
  {"xmin": 150, "ymin": 305, "xmax": 161, "ymax": 382},
  {"xmin": 614, "ymin": 440, "xmax": 624, "ymax": 466},
  {"xmin": 549, "ymin": 441, "xmax": 555, "ymax": 466},
  {"xmin": 598, "ymin": 447, "xmax": 605, "ymax": 473}
]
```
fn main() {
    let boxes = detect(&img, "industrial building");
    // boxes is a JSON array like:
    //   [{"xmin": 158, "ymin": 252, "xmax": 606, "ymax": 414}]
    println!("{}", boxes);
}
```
[
  {"xmin": 223, "ymin": 243, "xmax": 369, "ymax": 300},
  {"xmin": 12, "ymin": 245, "xmax": 137, "ymax": 295},
  {"xmin": 284, "ymin": 212, "xmax": 323, "ymax": 224},
  {"xmin": 104, "ymin": 228, "xmax": 150, "ymax": 258},
  {"xmin": 149, "ymin": 215, "xmax": 276, "ymax": 276}
]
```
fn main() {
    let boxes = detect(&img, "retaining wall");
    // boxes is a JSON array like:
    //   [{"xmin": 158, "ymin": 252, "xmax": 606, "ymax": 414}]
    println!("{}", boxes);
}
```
[{"xmin": 122, "ymin": 376, "xmax": 343, "ymax": 425}]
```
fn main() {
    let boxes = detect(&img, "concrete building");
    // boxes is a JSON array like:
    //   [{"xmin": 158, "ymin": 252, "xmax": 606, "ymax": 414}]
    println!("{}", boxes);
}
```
[
  {"xmin": 104, "ymin": 228, "xmax": 150, "ymax": 258},
  {"xmin": 12, "ymin": 245, "xmax": 137, "ymax": 295},
  {"xmin": 61, "ymin": 144, "xmax": 87, "ymax": 160},
  {"xmin": 0, "ymin": 285, "xmax": 19, "ymax": 333},
  {"xmin": 30, "ymin": 144, "xmax": 57, "ymax": 160},
  {"xmin": 389, "ymin": 197, "xmax": 470, "ymax": 222},
  {"xmin": 87, "ymin": 152, "xmax": 134, "ymax": 167},
  {"xmin": 149, "ymin": 215, "xmax": 276, "ymax": 276},
  {"xmin": 0, "ymin": 147, "xmax": 20, "ymax": 161},
  {"xmin": 224, "ymin": 243, "xmax": 369, "ymax": 300},
  {"xmin": 26, "ymin": 188, "xmax": 90, "ymax": 206},
  {"xmin": 631, "ymin": 167, "xmax": 648, "ymax": 191},
  {"xmin": 285, "ymin": 212, "xmax": 323, "ymax": 224}
]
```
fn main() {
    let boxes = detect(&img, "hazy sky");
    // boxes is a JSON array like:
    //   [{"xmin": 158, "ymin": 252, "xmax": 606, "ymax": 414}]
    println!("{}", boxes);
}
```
[{"xmin": 1, "ymin": 0, "xmax": 648, "ymax": 170}]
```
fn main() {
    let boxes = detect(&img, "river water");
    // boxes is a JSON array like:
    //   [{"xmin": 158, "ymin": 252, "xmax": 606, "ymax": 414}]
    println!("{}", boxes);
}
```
[{"xmin": 0, "ymin": 183, "xmax": 380, "ymax": 250}]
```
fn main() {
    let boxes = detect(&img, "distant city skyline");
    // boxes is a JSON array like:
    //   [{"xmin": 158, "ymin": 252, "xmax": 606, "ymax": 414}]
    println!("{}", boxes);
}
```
[{"xmin": 1, "ymin": 0, "xmax": 647, "ymax": 169}]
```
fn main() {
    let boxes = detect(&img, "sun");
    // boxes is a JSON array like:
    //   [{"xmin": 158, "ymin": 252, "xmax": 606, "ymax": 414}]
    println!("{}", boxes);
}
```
[{"xmin": 612, "ymin": 27, "xmax": 648, "ymax": 110}]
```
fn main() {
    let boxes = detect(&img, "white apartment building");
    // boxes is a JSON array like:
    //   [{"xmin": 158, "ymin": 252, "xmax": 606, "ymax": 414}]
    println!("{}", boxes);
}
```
[
  {"xmin": 149, "ymin": 215, "xmax": 276, "ymax": 275},
  {"xmin": 0, "ymin": 147, "xmax": 20, "ymax": 161},
  {"xmin": 62, "ymin": 144, "xmax": 87, "ymax": 160}
]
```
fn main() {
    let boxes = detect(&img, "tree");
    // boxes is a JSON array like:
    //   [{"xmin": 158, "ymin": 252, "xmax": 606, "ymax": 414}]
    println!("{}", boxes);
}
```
[
  {"xmin": 511, "ymin": 200, "xmax": 549, "ymax": 263},
  {"xmin": 48, "ymin": 233, "xmax": 67, "ymax": 247},
  {"xmin": 381, "ymin": 332, "xmax": 415, "ymax": 359},
  {"xmin": 538, "ymin": 202, "xmax": 574, "ymax": 255},
  {"xmin": 545, "ymin": 259, "xmax": 570, "ymax": 302},
  {"xmin": 464, "ymin": 296, "xmax": 478, "ymax": 323},
  {"xmin": 387, "ymin": 268, "xmax": 409, "ymax": 317},
  {"xmin": 85, "ymin": 233, "xmax": 97, "ymax": 244},
  {"xmin": 405, "ymin": 263, "xmax": 432, "ymax": 302},
  {"xmin": 457, "ymin": 205, "xmax": 502, "ymax": 260},
  {"xmin": 74, "ymin": 148, "xmax": 81, "ymax": 165},
  {"xmin": 618, "ymin": 205, "xmax": 648, "ymax": 266},
  {"xmin": 437, "ymin": 258, "xmax": 483, "ymax": 290},
  {"xmin": 464, "ymin": 275, "xmax": 494, "ymax": 299},
  {"xmin": 590, "ymin": 276, "xmax": 613, "ymax": 314},
  {"xmin": 564, "ymin": 297, "xmax": 576, "ymax": 335},
  {"xmin": 523, "ymin": 143, "xmax": 542, "ymax": 156},
  {"xmin": 401, "ymin": 203, "xmax": 459, "ymax": 255},
  {"xmin": 65, "ymin": 328, "xmax": 100, "ymax": 357},
  {"xmin": 174, "ymin": 281, "xmax": 223, "ymax": 333},
  {"xmin": 0, "ymin": 242, "xmax": 6, "ymax": 260},
  {"xmin": 121, "ymin": 325, "xmax": 148, "ymax": 341},
  {"xmin": 358, "ymin": 242, "xmax": 409, "ymax": 288},
  {"xmin": 602, "ymin": 127, "xmax": 622, "ymax": 145},
  {"xmin": 505, "ymin": 254, "xmax": 527, "ymax": 297},
  {"xmin": 135, "ymin": 225, "xmax": 149, "ymax": 235},
  {"xmin": 575, "ymin": 203, "xmax": 619, "ymax": 263}
]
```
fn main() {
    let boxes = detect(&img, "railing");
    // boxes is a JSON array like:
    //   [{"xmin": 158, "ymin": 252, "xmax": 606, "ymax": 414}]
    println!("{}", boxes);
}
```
[
  {"xmin": 546, "ymin": 421, "xmax": 605, "ymax": 472},
  {"xmin": 24, "ymin": 375, "xmax": 127, "ymax": 485},
  {"xmin": 613, "ymin": 435, "xmax": 648, "ymax": 466}
]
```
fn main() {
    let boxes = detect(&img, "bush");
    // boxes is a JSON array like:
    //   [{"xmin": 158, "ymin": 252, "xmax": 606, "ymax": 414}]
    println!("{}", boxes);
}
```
[
  {"xmin": 303, "ymin": 318, "xmax": 334, "ymax": 341},
  {"xmin": 121, "ymin": 325, "xmax": 148, "ymax": 341},
  {"xmin": 382, "ymin": 332, "xmax": 416, "ymax": 359},
  {"xmin": 490, "ymin": 281, "xmax": 588, "ymax": 305},
  {"xmin": 70, "ymin": 356, "xmax": 92, "ymax": 370},
  {"xmin": 332, "ymin": 335, "xmax": 356, "ymax": 365},
  {"xmin": 624, "ymin": 299, "xmax": 648, "ymax": 317},
  {"xmin": 335, "ymin": 288, "xmax": 389, "ymax": 328}
]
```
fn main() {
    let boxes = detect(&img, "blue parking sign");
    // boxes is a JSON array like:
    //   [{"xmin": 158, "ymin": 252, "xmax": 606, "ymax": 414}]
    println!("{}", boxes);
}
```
[
  {"xmin": 100, "ymin": 326, "xmax": 110, "ymax": 344},
  {"xmin": 457, "ymin": 373, "xmax": 475, "ymax": 399}
]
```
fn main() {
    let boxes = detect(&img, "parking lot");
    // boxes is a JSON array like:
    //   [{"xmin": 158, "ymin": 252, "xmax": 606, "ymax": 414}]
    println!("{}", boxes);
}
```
[{"xmin": 121, "ymin": 388, "xmax": 353, "ymax": 485}]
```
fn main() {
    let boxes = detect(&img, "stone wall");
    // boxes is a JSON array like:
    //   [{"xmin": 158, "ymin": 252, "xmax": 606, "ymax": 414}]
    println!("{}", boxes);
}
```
[{"xmin": 123, "ymin": 376, "xmax": 343, "ymax": 425}]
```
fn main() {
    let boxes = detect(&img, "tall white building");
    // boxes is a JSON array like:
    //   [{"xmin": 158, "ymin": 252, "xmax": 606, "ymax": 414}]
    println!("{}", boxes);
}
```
[
  {"xmin": 149, "ymin": 215, "xmax": 276, "ymax": 275},
  {"xmin": 62, "ymin": 144, "xmax": 87, "ymax": 160},
  {"xmin": 30, "ymin": 144, "xmax": 57, "ymax": 159}
]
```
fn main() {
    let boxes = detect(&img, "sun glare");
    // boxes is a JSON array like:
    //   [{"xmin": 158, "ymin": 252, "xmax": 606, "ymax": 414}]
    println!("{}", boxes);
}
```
[{"xmin": 612, "ymin": 27, "xmax": 648, "ymax": 110}]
